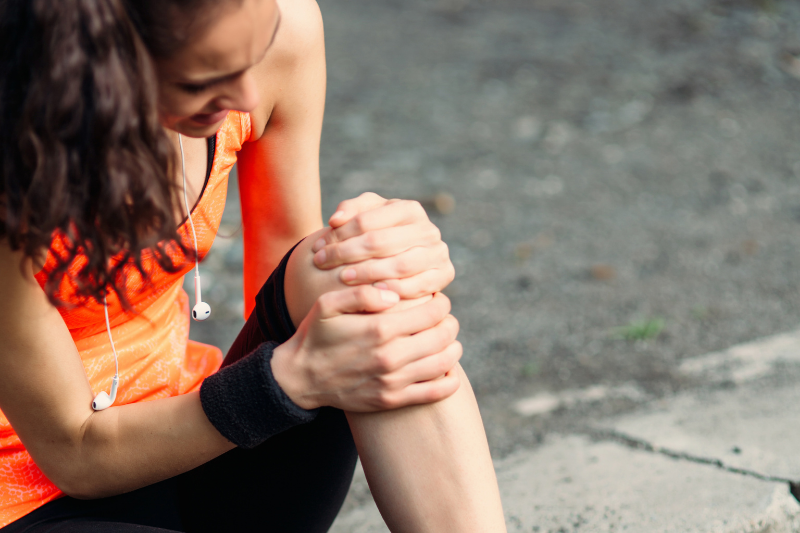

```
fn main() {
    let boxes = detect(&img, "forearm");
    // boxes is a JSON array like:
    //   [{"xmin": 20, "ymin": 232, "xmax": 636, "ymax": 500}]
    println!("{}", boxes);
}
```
[
  {"xmin": 60, "ymin": 392, "xmax": 234, "ymax": 499},
  {"xmin": 347, "ymin": 365, "xmax": 506, "ymax": 533}
]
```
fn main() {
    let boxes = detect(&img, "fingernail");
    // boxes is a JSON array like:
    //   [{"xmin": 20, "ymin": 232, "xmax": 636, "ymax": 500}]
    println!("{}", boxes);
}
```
[
  {"xmin": 373, "ymin": 282, "xmax": 389, "ymax": 290},
  {"xmin": 312, "ymin": 238, "xmax": 326, "ymax": 252},
  {"xmin": 330, "ymin": 210, "xmax": 345, "ymax": 221},
  {"xmin": 380, "ymin": 290, "xmax": 400, "ymax": 303},
  {"xmin": 314, "ymin": 249, "xmax": 326, "ymax": 265},
  {"xmin": 341, "ymin": 268, "xmax": 357, "ymax": 282}
]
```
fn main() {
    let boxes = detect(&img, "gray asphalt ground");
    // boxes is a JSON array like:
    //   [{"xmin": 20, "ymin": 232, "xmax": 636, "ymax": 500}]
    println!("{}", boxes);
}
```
[
  {"xmin": 332, "ymin": 328, "xmax": 800, "ymax": 532},
  {"xmin": 188, "ymin": 0, "xmax": 800, "ymax": 529}
]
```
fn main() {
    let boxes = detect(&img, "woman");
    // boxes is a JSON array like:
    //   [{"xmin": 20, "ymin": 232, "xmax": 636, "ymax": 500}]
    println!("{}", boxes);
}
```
[{"xmin": 0, "ymin": 0, "xmax": 506, "ymax": 531}]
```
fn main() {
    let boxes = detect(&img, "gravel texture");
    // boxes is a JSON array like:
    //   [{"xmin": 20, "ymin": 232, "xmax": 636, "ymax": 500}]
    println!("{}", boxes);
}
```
[{"xmin": 190, "ymin": 0, "xmax": 800, "ymax": 456}]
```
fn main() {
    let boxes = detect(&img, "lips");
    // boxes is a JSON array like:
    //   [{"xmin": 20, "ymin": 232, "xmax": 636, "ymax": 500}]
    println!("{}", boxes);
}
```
[{"xmin": 190, "ymin": 108, "xmax": 230, "ymax": 125}]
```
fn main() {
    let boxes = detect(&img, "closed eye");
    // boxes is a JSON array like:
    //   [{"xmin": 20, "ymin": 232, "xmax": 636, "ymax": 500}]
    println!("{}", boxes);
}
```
[{"xmin": 179, "ymin": 82, "xmax": 216, "ymax": 95}]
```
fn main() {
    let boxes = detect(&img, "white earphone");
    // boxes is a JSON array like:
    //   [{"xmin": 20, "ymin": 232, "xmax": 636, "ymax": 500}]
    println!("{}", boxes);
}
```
[
  {"xmin": 178, "ymin": 133, "xmax": 211, "ymax": 322},
  {"xmin": 93, "ymin": 133, "xmax": 209, "ymax": 411},
  {"xmin": 92, "ymin": 295, "xmax": 119, "ymax": 411}
]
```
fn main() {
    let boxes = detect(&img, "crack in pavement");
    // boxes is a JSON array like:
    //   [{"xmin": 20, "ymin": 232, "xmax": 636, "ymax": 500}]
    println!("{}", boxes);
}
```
[{"xmin": 581, "ymin": 427, "xmax": 800, "ymax": 503}]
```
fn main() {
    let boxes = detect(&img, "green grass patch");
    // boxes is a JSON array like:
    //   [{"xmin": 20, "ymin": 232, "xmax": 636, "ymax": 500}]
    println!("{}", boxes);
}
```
[
  {"xmin": 612, "ymin": 318, "xmax": 665, "ymax": 341},
  {"xmin": 521, "ymin": 361, "xmax": 540, "ymax": 378}
]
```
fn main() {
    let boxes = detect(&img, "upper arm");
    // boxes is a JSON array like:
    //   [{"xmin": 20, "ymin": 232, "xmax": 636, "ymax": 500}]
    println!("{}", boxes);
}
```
[
  {"xmin": 0, "ymin": 242, "xmax": 95, "ymax": 492},
  {"xmin": 237, "ymin": 0, "xmax": 327, "ymax": 315}
]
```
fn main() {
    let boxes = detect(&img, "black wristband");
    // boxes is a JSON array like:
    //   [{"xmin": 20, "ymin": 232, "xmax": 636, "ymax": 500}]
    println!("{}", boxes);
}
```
[
  {"xmin": 254, "ymin": 240, "xmax": 303, "ymax": 345},
  {"xmin": 200, "ymin": 341, "xmax": 318, "ymax": 449}
]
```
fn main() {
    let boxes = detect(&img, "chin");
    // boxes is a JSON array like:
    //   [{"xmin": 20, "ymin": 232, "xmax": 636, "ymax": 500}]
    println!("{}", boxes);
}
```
[
  {"xmin": 162, "ymin": 115, "xmax": 228, "ymax": 138},
  {"xmin": 175, "ymin": 119, "xmax": 227, "ymax": 138}
]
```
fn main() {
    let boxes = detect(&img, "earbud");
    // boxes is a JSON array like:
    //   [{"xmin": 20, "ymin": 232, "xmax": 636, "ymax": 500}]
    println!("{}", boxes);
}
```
[
  {"xmin": 193, "ymin": 302, "xmax": 211, "ymax": 321},
  {"xmin": 191, "ymin": 273, "xmax": 209, "ymax": 321},
  {"xmin": 92, "ymin": 392, "xmax": 111, "ymax": 411},
  {"xmin": 92, "ymin": 367, "xmax": 118, "ymax": 411}
]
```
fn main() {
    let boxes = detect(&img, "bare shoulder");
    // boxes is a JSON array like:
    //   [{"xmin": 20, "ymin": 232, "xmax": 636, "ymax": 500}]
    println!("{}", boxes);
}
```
[
  {"xmin": 0, "ymin": 240, "xmax": 40, "ymax": 310},
  {"xmin": 248, "ymin": 0, "xmax": 325, "ymax": 139},
  {"xmin": 273, "ymin": 0, "xmax": 324, "ymax": 60}
]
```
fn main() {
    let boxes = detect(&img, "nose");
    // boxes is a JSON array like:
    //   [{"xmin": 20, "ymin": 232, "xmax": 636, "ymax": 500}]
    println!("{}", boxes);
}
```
[{"xmin": 218, "ymin": 72, "xmax": 260, "ymax": 114}]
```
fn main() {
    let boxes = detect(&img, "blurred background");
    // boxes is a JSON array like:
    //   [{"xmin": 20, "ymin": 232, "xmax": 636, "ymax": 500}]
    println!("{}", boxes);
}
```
[{"xmin": 190, "ymin": 0, "xmax": 800, "ymax": 457}]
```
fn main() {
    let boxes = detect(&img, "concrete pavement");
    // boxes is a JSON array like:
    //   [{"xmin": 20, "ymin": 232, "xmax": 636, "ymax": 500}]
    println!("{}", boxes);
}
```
[{"xmin": 330, "ymin": 328, "xmax": 800, "ymax": 532}]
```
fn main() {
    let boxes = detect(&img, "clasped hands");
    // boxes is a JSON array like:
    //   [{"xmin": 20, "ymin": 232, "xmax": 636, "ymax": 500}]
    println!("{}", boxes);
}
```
[{"xmin": 271, "ymin": 192, "xmax": 461, "ymax": 413}]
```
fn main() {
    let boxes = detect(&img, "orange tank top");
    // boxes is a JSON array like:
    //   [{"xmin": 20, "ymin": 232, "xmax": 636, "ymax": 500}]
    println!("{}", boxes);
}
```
[{"xmin": 0, "ymin": 111, "xmax": 252, "ymax": 528}]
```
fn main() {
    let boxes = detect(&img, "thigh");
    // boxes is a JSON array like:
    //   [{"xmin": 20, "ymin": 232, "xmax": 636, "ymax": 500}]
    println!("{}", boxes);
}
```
[
  {"xmin": 175, "ymin": 248, "xmax": 357, "ymax": 532},
  {"xmin": 2, "ymin": 477, "xmax": 184, "ymax": 533},
  {"xmin": 17, "ymin": 520, "xmax": 178, "ymax": 533},
  {"xmin": 176, "ymin": 406, "xmax": 357, "ymax": 533}
]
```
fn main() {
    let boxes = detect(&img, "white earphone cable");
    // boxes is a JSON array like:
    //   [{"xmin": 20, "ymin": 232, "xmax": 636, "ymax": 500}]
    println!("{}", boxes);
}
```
[
  {"xmin": 178, "ymin": 134, "xmax": 201, "ymax": 276},
  {"xmin": 94, "ymin": 134, "xmax": 205, "ymax": 410},
  {"xmin": 103, "ymin": 295, "xmax": 119, "ymax": 381}
]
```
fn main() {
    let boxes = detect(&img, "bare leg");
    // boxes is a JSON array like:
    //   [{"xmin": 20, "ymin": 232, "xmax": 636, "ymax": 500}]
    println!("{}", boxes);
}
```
[{"xmin": 284, "ymin": 231, "xmax": 507, "ymax": 532}]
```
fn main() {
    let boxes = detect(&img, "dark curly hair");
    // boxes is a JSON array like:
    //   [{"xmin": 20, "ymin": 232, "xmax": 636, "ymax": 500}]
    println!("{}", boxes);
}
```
[{"xmin": 0, "ymin": 0, "xmax": 230, "ymax": 308}]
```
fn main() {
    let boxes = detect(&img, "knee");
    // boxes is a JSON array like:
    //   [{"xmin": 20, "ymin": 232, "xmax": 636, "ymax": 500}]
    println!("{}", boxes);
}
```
[{"xmin": 284, "ymin": 228, "xmax": 349, "ymax": 326}]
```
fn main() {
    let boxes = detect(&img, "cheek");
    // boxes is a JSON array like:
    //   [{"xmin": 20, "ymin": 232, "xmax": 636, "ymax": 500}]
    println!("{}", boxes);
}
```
[
  {"xmin": 157, "ymin": 85, "xmax": 201, "ymax": 121},
  {"xmin": 157, "ymin": 87, "xmax": 189, "ymax": 127}
]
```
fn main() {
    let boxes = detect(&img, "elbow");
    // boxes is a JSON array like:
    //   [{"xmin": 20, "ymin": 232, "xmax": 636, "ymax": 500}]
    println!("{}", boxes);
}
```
[
  {"xmin": 38, "ymin": 416, "xmax": 114, "ymax": 500},
  {"xmin": 45, "ymin": 451, "xmax": 108, "ymax": 500},
  {"xmin": 43, "ymin": 460, "xmax": 103, "ymax": 500},
  {"xmin": 57, "ymin": 478, "xmax": 102, "ymax": 500}
]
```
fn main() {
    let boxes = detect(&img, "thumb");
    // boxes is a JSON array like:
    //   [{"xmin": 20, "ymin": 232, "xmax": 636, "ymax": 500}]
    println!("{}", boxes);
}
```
[
  {"xmin": 328, "ymin": 192, "xmax": 387, "ymax": 228},
  {"xmin": 316, "ymin": 285, "xmax": 400, "ymax": 319},
  {"xmin": 317, "ymin": 285, "xmax": 400, "ymax": 319}
]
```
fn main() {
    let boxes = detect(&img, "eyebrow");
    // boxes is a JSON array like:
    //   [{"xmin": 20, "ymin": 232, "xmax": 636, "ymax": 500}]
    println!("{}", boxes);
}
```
[{"xmin": 181, "ymin": 12, "xmax": 283, "ymax": 87}]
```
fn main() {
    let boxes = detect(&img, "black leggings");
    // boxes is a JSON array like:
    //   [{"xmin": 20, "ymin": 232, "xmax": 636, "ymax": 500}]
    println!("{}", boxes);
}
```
[{"xmin": 2, "ymin": 298, "xmax": 358, "ymax": 532}]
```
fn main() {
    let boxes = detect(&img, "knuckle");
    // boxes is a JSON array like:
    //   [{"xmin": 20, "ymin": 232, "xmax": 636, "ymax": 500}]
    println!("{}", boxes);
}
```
[
  {"xmin": 438, "ymin": 241, "xmax": 451, "ymax": 260},
  {"xmin": 435, "ymin": 322, "xmax": 453, "ymax": 347},
  {"xmin": 372, "ymin": 349, "xmax": 394, "ymax": 373},
  {"xmin": 316, "ymin": 292, "xmax": 335, "ymax": 313},
  {"xmin": 352, "ymin": 214, "xmax": 369, "ymax": 234},
  {"xmin": 445, "ymin": 263, "xmax": 456, "ymax": 283},
  {"xmin": 448, "ymin": 315, "xmax": 461, "ymax": 337},
  {"xmin": 326, "ymin": 230, "xmax": 342, "ymax": 246},
  {"xmin": 337, "ymin": 198, "xmax": 354, "ymax": 212},
  {"xmin": 333, "ymin": 243, "xmax": 349, "ymax": 263},
  {"xmin": 374, "ymin": 371, "xmax": 390, "ymax": 386},
  {"xmin": 423, "ymin": 387, "xmax": 445, "ymax": 404},
  {"xmin": 451, "ymin": 340, "xmax": 464, "ymax": 361},
  {"xmin": 425, "ymin": 302, "xmax": 443, "ymax": 325},
  {"xmin": 359, "ymin": 262, "xmax": 378, "ymax": 282},
  {"xmin": 374, "ymin": 390, "xmax": 395, "ymax": 410},
  {"xmin": 360, "ymin": 191, "xmax": 380, "ymax": 202},
  {"xmin": 369, "ymin": 319, "xmax": 391, "ymax": 343},
  {"xmin": 362, "ymin": 231, "xmax": 380, "ymax": 252},
  {"xmin": 428, "ymin": 224, "xmax": 442, "ymax": 242},
  {"xmin": 408, "ymin": 200, "xmax": 426, "ymax": 218},
  {"xmin": 435, "ymin": 293, "xmax": 452, "ymax": 314},
  {"xmin": 420, "ymin": 273, "xmax": 443, "ymax": 295},
  {"xmin": 394, "ymin": 256, "xmax": 411, "ymax": 276},
  {"xmin": 354, "ymin": 285, "xmax": 372, "ymax": 301},
  {"xmin": 351, "ymin": 286, "xmax": 374, "ymax": 306},
  {"xmin": 436, "ymin": 353, "xmax": 453, "ymax": 375}
]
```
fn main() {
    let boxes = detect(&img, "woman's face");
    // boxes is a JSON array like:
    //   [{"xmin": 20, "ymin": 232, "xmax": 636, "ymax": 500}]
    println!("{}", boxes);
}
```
[{"xmin": 154, "ymin": 0, "xmax": 280, "ymax": 138}]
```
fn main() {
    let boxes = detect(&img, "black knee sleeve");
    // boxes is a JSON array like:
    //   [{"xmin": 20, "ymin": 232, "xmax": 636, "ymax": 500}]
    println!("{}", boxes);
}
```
[{"xmin": 200, "ymin": 239, "xmax": 316, "ymax": 449}]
